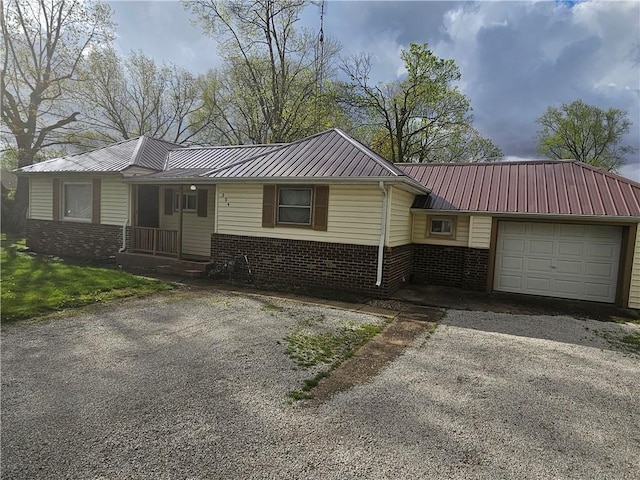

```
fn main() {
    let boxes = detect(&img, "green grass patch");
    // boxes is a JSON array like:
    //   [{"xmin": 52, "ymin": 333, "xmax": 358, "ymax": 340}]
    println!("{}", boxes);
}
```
[
  {"xmin": 285, "ymin": 320, "xmax": 385, "ymax": 400},
  {"xmin": 1, "ymin": 235, "xmax": 171, "ymax": 323},
  {"xmin": 594, "ymin": 329, "xmax": 640, "ymax": 356},
  {"xmin": 619, "ymin": 334, "xmax": 640, "ymax": 353}
]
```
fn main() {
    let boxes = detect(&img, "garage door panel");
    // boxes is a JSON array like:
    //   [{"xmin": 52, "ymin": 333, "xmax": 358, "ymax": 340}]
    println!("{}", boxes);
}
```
[
  {"xmin": 502, "ymin": 238, "xmax": 525, "ymax": 253},
  {"xmin": 585, "ymin": 262, "xmax": 614, "ymax": 277},
  {"xmin": 525, "ymin": 277, "xmax": 551, "ymax": 293},
  {"xmin": 495, "ymin": 222, "xmax": 621, "ymax": 303},
  {"xmin": 554, "ymin": 278, "xmax": 581, "ymax": 296},
  {"xmin": 558, "ymin": 242, "xmax": 583, "ymax": 256},
  {"xmin": 497, "ymin": 275, "xmax": 522, "ymax": 290},
  {"xmin": 500, "ymin": 256, "xmax": 524, "ymax": 271},
  {"xmin": 557, "ymin": 224, "xmax": 585, "ymax": 236},
  {"xmin": 584, "ymin": 282, "xmax": 615, "ymax": 300},
  {"xmin": 527, "ymin": 258, "xmax": 553, "ymax": 273},
  {"xmin": 529, "ymin": 240, "xmax": 554, "ymax": 255},
  {"xmin": 530, "ymin": 223, "xmax": 555, "ymax": 236},
  {"xmin": 503, "ymin": 222, "xmax": 527, "ymax": 235},
  {"xmin": 556, "ymin": 260, "xmax": 582, "ymax": 275},
  {"xmin": 586, "ymin": 243, "xmax": 617, "ymax": 259}
]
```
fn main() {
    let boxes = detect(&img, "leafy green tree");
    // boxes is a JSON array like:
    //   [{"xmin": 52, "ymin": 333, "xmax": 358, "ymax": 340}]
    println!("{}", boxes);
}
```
[
  {"xmin": 536, "ymin": 99, "xmax": 635, "ymax": 171},
  {"xmin": 340, "ymin": 43, "xmax": 501, "ymax": 163},
  {"xmin": 186, "ymin": 0, "xmax": 346, "ymax": 144},
  {"xmin": 0, "ymin": 0, "xmax": 114, "ymax": 230}
]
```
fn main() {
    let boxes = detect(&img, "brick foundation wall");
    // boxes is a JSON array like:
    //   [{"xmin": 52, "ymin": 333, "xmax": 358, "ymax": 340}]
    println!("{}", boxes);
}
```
[
  {"xmin": 25, "ymin": 219, "xmax": 124, "ymax": 260},
  {"xmin": 383, "ymin": 243, "xmax": 414, "ymax": 293},
  {"xmin": 413, "ymin": 244, "xmax": 489, "ymax": 291},
  {"xmin": 211, "ymin": 234, "xmax": 412, "ymax": 297}
]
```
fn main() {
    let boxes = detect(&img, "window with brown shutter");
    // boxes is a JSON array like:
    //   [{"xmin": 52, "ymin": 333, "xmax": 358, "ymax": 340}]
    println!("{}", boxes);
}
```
[
  {"xmin": 262, "ymin": 185, "xmax": 276, "ymax": 227},
  {"xmin": 92, "ymin": 178, "xmax": 101, "ymax": 224},
  {"xmin": 197, "ymin": 189, "xmax": 208, "ymax": 217},
  {"xmin": 164, "ymin": 188, "xmax": 174, "ymax": 215},
  {"xmin": 312, "ymin": 185, "xmax": 329, "ymax": 231},
  {"xmin": 52, "ymin": 179, "xmax": 60, "ymax": 221}
]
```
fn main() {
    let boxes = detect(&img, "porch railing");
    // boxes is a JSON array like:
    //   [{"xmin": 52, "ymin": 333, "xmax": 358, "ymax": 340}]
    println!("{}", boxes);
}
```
[{"xmin": 131, "ymin": 227, "xmax": 178, "ymax": 256}]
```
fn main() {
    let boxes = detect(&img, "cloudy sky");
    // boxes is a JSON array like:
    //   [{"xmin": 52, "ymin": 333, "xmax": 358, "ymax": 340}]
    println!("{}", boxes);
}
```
[{"xmin": 107, "ymin": 0, "xmax": 640, "ymax": 181}]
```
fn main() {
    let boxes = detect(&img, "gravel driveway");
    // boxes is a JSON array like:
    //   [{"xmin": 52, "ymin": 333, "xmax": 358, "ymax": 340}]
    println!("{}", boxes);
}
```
[{"xmin": 2, "ymin": 290, "xmax": 639, "ymax": 479}]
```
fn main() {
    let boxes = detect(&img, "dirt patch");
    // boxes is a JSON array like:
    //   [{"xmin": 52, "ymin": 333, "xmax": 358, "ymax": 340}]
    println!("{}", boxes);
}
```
[{"xmin": 307, "ymin": 307, "xmax": 444, "ymax": 404}]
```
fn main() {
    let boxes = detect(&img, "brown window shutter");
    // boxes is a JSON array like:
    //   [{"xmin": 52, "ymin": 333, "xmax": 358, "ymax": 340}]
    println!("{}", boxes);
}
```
[
  {"xmin": 164, "ymin": 188, "xmax": 174, "ymax": 215},
  {"xmin": 312, "ymin": 185, "xmax": 329, "ymax": 231},
  {"xmin": 52, "ymin": 179, "xmax": 60, "ymax": 221},
  {"xmin": 262, "ymin": 185, "xmax": 276, "ymax": 227},
  {"xmin": 92, "ymin": 178, "xmax": 101, "ymax": 224},
  {"xmin": 197, "ymin": 189, "xmax": 208, "ymax": 217}
]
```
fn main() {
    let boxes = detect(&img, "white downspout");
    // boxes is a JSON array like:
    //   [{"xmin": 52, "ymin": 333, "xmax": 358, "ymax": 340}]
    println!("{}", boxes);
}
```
[
  {"xmin": 376, "ymin": 181, "xmax": 388, "ymax": 287},
  {"xmin": 119, "ymin": 184, "xmax": 131, "ymax": 253},
  {"xmin": 118, "ymin": 220, "xmax": 128, "ymax": 253}
]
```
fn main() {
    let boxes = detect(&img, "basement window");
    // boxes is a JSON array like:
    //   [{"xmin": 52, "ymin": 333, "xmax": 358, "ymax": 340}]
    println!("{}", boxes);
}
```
[
  {"xmin": 277, "ymin": 187, "xmax": 312, "ymax": 225},
  {"xmin": 63, "ymin": 183, "xmax": 92, "ymax": 221},
  {"xmin": 429, "ymin": 217, "xmax": 455, "ymax": 238}
]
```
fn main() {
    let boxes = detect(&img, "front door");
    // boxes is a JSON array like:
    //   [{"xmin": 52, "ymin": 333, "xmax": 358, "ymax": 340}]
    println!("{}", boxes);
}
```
[{"xmin": 137, "ymin": 185, "xmax": 160, "ymax": 228}]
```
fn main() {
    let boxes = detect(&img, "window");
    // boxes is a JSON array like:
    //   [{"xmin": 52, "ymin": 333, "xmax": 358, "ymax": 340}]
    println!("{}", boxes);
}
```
[
  {"xmin": 429, "ymin": 217, "xmax": 455, "ymax": 237},
  {"xmin": 175, "ymin": 192, "xmax": 197, "ymax": 212},
  {"xmin": 63, "ymin": 183, "xmax": 92, "ymax": 221},
  {"xmin": 277, "ymin": 187, "xmax": 312, "ymax": 225}
]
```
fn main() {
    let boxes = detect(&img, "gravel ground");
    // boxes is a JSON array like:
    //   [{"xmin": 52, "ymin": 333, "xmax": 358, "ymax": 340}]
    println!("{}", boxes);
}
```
[{"xmin": 2, "ymin": 290, "xmax": 639, "ymax": 479}]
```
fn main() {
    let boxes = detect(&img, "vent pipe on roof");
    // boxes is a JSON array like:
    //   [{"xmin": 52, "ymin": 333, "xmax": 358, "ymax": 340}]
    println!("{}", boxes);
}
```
[{"xmin": 376, "ymin": 181, "xmax": 388, "ymax": 287}]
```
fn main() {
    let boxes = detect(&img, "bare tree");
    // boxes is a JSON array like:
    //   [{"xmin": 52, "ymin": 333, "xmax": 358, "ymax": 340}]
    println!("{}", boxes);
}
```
[
  {"xmin": 74, "ymin": 48, "xmax": 215, "ymax": 146},
  {"xmin": 1, "ymin": 0, "xmax": 113, "ymax": 230},
  {"xmin": 186, "ymin": 0, "xmax": 343, "ymax": 144}
]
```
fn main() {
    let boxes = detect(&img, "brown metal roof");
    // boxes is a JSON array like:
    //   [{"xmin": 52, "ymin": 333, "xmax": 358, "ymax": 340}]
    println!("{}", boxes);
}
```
[
  {"xmin": 166, "ymin": 144, "xmax": 283, "ymax": 170},
  {"xmin": 398, "ymin": 160, "xmax": 640, "ymax": 217},
  {"xmin": 18, "ymin": 136, "xmax": 181, "ymax": 174},
  {"xmin": 202, "ymin": 129, "xmax": 407, "ymax": 179}
]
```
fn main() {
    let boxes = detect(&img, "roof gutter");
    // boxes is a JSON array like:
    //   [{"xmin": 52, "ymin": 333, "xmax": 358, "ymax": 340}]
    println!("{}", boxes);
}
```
[
  {"xmin": 120, "ymin": 175, "xmax": 430, "ymax": 194},
  {"xmin": 376, "ymin": 181, "xmax": 388, "ymax": 287},
  {"xmin": 409, "ymin": 209, "xmax": 640, "ymax": 222}
]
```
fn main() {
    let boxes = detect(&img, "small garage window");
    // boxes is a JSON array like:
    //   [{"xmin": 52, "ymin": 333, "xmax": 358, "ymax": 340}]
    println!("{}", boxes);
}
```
[{"xmin": 428, "ymin": 216, "xmax": 456, "ymax": 238}]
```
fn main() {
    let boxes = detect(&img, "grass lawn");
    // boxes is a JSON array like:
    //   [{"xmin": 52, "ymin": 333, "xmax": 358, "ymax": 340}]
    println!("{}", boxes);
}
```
[{"xmin": 1, "ymin": 234, "xmax": 171, "ymax": 323}]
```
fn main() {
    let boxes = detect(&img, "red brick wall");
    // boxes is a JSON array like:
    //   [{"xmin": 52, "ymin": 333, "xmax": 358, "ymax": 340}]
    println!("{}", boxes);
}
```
[
  {"xmin": 413, "ymin": 244, "xmax": 488, "ymax": 291},
  {"xmin": 211, "ymin": 234, "xmax": 412, "ymax": 297},
  {"xmin": 25, "ymin": 219, "xmax": 125, "ymax": 260}
]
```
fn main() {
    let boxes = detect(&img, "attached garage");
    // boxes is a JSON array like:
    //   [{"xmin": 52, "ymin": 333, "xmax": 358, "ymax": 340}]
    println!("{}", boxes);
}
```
[{"xmin": 494, "ymin": 221, "xmax": 622, "ymax": 303}]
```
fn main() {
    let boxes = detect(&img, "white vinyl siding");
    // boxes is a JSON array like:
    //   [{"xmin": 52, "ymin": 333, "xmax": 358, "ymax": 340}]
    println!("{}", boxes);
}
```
[
  {"xmin": 629, "ymin": 227, "xmax": 640, "ymax": 309},
  {"xmin": 100, "ymin": 178, "xmax": 129, "ymax": 225},
  {"xmin": 412, "ymin": 214, "xmax": 470, "ymax": 247},
  {"xmin": 387, "ymin": 186, "xmax": 414, "ymax": 247},
  {"xmin": 29, "ymin": 177, "xmax": 53, "ymax": 220},
  {"xmin": 217, "ymin": 184, "xmax": 383, "ymax": 246},
  {"xmin": 468, "ymin": 216, "xmax": 492, "ymax": 249},
  {"xmin": 159, "ymin": 186, "xmax": 215, "ymax": 257}
]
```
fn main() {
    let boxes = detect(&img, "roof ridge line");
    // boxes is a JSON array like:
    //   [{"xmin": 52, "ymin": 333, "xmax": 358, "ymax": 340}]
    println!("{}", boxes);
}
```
[
  {"xmin": 130, "ymin": 136, "xmax": 147, "ymax": 166},
  {"xmin": 570, "ymin": 160, "xmax": 640, "ymax": 189},
  {"xmin": 199, "ymin": 142, "xmax": 294, "ymax": 176},
  {"xmin": 333, "ymin": 128, "xmax": 401, "ymax": 177}
]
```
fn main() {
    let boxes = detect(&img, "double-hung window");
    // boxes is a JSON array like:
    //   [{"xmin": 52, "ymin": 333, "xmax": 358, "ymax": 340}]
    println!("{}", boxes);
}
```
[
  {"xmin": 63, "ymin": 183, "xmax": 92, "ymax": 221},
  {"xmin": 277, "ymin": 187, "xmax": 313, "ymax": 225}
]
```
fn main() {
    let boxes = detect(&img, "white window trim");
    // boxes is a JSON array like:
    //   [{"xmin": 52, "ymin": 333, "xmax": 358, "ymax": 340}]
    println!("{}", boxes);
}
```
[
  {"xmin": 62, "ymin": 181, "xmax": 92, "ymax": 223},
  {"xmin": 277, "ymin": 186, "xmax": 313, "ymax": 226},
  {"xmin": 428, "ymin": 216, "xmax": 456, "ymax": 238},
  {"xmin": 174, "ymin": 191, "xmax": 197, "ymax": 213}
]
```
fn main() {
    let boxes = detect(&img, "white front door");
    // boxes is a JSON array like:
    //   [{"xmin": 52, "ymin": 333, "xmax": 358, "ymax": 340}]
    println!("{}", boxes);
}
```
[{"xmin": 494, "ymin": 222, "xmax": 622, "ymax": 303}]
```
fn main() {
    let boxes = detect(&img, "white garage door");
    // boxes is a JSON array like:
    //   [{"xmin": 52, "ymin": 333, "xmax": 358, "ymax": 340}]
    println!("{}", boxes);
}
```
[{"xmin": 494, "ymin": 222, "xmax": 622, "ymax": 303}]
